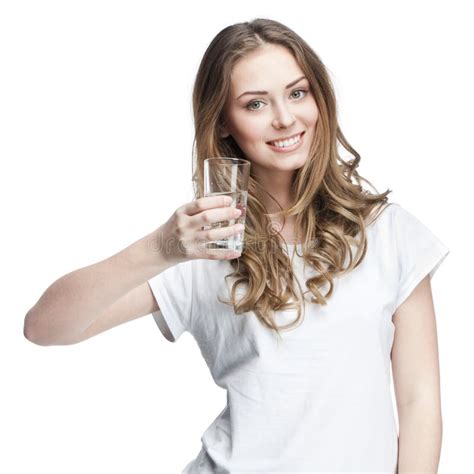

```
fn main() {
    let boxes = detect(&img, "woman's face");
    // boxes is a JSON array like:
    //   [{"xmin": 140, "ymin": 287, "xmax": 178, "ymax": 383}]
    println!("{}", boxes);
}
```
[{"xmin": 221, "ymin": 44, "xmax": 319, "ymax": 181}]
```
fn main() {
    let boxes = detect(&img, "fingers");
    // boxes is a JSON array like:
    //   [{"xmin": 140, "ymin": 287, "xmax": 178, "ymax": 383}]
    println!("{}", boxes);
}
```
[
  {"xmin": 196, "ymin": 222, "xmax": 244, "ymax": 244},
  {"xmin": 173, "ymin": 195, "xmax": 245, "ymax": 262},
  {"xmin": 181, "ymin": 195, "xmax": 232, "ymax": 217},
  {"xmin": 206, "ymin": 249, "xmax": 242, "ymax": 260},
  {"xmin": 194, "ymin": 206, "xmax": 242, "ymax": 229}
]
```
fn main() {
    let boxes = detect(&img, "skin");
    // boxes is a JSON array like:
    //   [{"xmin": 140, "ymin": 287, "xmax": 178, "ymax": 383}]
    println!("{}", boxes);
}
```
[
  {"xmin": 220, "ymin": 43, "xmax": 319, "ymax": 242},
  {"xmin": 392, "ymin": 275, "xmax": 443, "ymax": 471}
]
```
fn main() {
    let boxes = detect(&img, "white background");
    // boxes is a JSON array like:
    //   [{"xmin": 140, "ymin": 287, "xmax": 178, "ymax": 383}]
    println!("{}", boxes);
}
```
[{"xmin": 1, "ymin": 0, "xmax": 472, "ymax": 472}]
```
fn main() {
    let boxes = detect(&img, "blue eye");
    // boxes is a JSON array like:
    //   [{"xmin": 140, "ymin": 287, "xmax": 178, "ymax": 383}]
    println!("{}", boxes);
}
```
[{"xmin": 246, "ymin": 89, "xmax": 308, "ymax": 111}]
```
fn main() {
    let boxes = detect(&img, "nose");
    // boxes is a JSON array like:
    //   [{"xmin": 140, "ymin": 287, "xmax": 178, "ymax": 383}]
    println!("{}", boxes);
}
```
[{"xmin": 271, "ymin": 102, "xmax": 296, "ymax": 129}]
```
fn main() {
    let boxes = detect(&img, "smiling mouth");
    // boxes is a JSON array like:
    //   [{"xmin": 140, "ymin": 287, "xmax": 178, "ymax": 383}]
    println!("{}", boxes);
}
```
[{"xmin": 266, "ymin": 131, "xmax": 305, "ymax": 148}]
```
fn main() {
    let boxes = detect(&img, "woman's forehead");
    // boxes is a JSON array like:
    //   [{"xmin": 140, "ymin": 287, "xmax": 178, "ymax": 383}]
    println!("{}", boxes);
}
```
[{"xmin": 229, "ymin": 47, "xmax": 304, "ymax": 93}]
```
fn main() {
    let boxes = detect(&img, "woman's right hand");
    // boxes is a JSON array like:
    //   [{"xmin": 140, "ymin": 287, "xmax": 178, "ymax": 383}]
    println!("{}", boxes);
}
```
[{"xmin": 155, "ymin": 195, "xmax": 244, "ymax": 265}]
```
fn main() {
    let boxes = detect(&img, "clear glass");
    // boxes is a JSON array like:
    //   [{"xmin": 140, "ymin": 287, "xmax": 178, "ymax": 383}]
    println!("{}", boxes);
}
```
[{"xmin": 203, "ymin": 157, "xmax": 251, "ymax": 252}]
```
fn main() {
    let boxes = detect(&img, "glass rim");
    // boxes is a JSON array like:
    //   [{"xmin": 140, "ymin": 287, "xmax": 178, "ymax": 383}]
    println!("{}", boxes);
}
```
[{"xmin": 204, "ymin": 157, "xmax": 250, "ymax": 167}]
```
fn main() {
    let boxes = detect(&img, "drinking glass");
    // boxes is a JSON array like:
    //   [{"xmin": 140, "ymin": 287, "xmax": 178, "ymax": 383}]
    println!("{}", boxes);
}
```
[{"xmin": 203, "ymin": 157, "xmax": 250, "ymax": 252}]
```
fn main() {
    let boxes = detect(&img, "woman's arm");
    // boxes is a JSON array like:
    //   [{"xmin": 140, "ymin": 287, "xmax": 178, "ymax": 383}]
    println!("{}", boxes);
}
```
[
  {"xmin": 23, "ymin": 227, "xmax": 172, "ymax": 346},
  {"xmin": 23, "ymin": 194, "xmax": 241, "ymax": 346},
  {"xmin": 391, "ymin": 275, "xmax": 443, "ymax": 473}
]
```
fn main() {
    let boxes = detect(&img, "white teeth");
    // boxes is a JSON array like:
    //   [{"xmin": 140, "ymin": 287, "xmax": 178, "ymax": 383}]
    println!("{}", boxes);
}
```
[{"xmin": 270, "ymin": 133, "xmax": 302, "ymax": 148}]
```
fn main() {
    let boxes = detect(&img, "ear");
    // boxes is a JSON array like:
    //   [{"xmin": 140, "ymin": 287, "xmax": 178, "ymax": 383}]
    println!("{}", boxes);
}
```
[{"xmin": 219, "ymin": 117, "xmax": 230, "ymax": 138}]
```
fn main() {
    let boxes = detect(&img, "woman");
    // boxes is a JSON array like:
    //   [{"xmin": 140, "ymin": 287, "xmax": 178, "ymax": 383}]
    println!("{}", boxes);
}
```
[{"xmin": 24, "ymin": 18, "xmax": 450, "ymax": 473}]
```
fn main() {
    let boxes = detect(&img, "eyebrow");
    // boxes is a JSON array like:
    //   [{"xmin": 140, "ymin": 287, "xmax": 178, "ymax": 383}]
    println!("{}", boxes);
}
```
[{"xmin": 236, "ymin": 76, "xmax": 307, "ymax": 100}]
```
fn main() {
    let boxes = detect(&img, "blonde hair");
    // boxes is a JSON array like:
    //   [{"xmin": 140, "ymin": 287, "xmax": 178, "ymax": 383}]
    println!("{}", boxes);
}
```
[{"xmin": 191, "ymin": 18, "xmax": 392, "ymax": 340}]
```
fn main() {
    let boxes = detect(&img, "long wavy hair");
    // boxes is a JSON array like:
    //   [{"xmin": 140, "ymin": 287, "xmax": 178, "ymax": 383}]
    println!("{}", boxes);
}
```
[{"xmin": 191, "ymin": 18, "xmax": 392, "ymax": 340}]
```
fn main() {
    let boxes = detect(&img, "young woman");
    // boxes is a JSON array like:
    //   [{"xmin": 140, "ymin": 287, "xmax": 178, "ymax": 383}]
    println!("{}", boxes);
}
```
[{"xmin": 24, "ymin": 18, "xmax": 450, "ymax": 473}]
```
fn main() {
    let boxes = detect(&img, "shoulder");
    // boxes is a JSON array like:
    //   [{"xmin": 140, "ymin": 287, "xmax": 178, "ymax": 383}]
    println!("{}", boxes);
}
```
[
  {"xmin": 365, "ymin": 201, "xmax": 399, "ymax": 232},
  {"xmin": 365, "ymin": 202, "xmax": 431, "ymax": 251},
  {"xmin": 366, "ymin": 201, "xmax": 425, "ymax": 231}
]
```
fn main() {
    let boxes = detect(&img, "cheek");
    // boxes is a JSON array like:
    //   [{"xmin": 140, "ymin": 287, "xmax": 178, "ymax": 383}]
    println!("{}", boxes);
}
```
[
  {"xmin": 303, "ymin": 101, "xmax": 319, "ymax": 125},
  {"xmin": 233, "ymin": 115, "xmax": 265, "ymax": 144}
]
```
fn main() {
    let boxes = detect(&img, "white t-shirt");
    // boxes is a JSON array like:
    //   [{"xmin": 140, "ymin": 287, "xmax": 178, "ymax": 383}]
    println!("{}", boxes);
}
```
[{"xmin": 147, "ymin": 203, "xmax": 450, "ymax": 473}]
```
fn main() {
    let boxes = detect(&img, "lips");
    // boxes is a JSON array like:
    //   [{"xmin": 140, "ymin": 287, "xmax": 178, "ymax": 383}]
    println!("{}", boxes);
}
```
[
  {"xmin": 266, "ymin": 131, "xmax": 305, "ymax": 153},
  {"xmin": 266, "ymin": 131, "xmax": 304, "ymax": 145}
]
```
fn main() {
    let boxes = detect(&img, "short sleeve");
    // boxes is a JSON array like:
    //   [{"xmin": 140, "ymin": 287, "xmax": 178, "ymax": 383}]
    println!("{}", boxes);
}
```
[
  {"xmin": 392, "ymin": 204, "xmax": 450, "ymax": 310},
  {"xmin": 147, "ymin": 260, "xmax": 193, "ymax": 343}
]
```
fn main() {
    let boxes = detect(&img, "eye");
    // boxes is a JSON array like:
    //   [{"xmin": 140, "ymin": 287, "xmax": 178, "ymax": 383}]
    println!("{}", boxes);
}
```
[
  {"xmin": 246, "ymin": 100, "xmax": 264, "ymax": 111},
  {"xmin": 245, "ymin": 89, "xmax": 309, "ymax": 111},
  {"xmin": 291, "ymin": 89, "xmax": 308, "ymax": 99}
]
